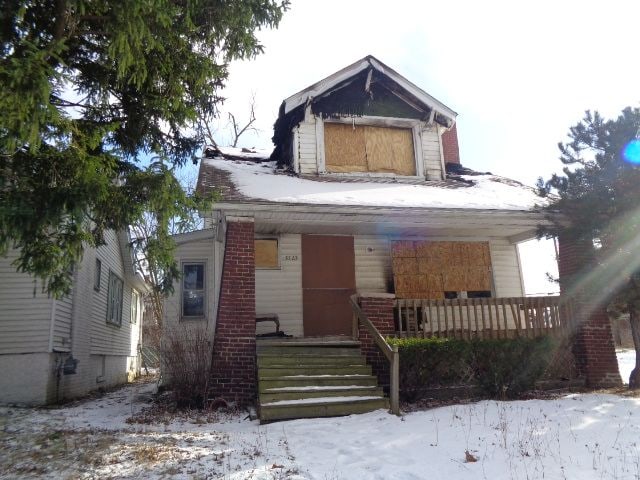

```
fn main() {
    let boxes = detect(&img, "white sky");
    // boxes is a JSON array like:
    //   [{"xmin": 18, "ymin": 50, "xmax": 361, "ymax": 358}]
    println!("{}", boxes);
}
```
[
  {"xmin": 217, "ymin": 0, "xmax": 640, "ymax": 186},
  {"xmin": 206, "ymin": 0, "xmax": 640, "ymax": 295}
]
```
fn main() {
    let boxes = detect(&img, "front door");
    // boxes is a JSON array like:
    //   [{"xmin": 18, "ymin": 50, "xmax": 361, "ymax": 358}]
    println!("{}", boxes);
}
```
[{"xmin": 301, "ymin": 235, "xmax": 356, "ymax": 336}]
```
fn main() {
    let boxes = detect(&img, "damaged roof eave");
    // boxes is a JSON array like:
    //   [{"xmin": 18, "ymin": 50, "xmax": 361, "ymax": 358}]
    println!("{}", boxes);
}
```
[
  {"xmin": 211, "ymin": 202, "xmax": 547, "ymax": 242},
  {"xmin": 282, "ymin": 55, "xmax": 458, "ymax": 125},
  {"xmin": 212, "ymin": 201, "xmax": 549, "ymax": 225}
]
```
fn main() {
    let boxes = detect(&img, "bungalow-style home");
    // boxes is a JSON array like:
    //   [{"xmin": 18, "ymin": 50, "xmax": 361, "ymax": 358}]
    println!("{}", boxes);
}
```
[
  {"xmin": 165, "ymin": 56, "xmax": 621, "ymax": 421},
  {"xmin": 0, "ymin": 230, "xmax": 148, "ymax": 405}
]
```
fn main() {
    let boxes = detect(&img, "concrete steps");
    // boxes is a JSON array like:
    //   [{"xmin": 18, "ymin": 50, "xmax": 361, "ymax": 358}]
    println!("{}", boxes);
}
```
[{"xmin": 257, "ymin": 338, "xmax": 388, "ymax": 423}]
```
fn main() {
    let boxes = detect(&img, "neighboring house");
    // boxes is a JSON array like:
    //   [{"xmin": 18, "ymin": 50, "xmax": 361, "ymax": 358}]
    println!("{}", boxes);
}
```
[
  {"xmin": 0, "ymin": 230, "xmax": 148, "ymax": 405},
  {"xmin": 165, "ymin": 56, "xmax": 621, "ymax": 420}
]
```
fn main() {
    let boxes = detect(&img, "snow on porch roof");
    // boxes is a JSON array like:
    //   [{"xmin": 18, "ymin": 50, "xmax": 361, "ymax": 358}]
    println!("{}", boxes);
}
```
[
  {"xmin": 282, "ymin": 55, "xmax": 457, "ymax": 125},
  {"xmin": 198, "ymin": 154, "xmax": 546, "ymax": 212}
]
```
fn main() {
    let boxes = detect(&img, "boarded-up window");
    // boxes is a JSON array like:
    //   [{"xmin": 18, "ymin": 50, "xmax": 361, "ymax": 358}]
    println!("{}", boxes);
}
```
[
  {"xmin": 391, "ymin": 241, "xmax": 492, "ymax": 299},
  {"xmin": 255, "ymin": 239, "xmax": 278, "ymax": 268},
  {"xmin": 324, "ymin": 123, "xmax": 416, "ymax": 176}
]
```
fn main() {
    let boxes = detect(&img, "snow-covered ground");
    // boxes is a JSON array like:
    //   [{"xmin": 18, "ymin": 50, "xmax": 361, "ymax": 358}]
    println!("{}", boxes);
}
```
[
  {"xmin": 618, "ymin": 349, "xmax": 636, "ymax": 385},
  {"xmin": 2, "ymin": 376, "xmax": 640, "ymax": 480}
]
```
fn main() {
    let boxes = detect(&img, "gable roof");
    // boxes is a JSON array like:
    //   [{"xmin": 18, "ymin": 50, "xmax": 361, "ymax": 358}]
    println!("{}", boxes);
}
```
[{"xmin": 282, "ymin": 55, "xmax": 457, "ymax": 126}]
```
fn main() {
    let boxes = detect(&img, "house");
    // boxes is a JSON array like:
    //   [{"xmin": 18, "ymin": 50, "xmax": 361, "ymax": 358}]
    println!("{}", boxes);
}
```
[
  {"xmin": 165, "ymin": 56, "xmax": 621, "ymax": 420},
  {"xmin": 0, "ymin": 230, "xmax": 148, "ymax": 405}
]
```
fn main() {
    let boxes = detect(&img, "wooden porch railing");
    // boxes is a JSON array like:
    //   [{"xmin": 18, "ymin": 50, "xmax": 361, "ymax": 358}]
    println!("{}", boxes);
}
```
[
  {"xmin": 394, "ymin": 296, "xmax": 575, "ymax": 340},
  {"xmin": 349, "ymin": 294, "xmax": 400, "ymax": 415}
]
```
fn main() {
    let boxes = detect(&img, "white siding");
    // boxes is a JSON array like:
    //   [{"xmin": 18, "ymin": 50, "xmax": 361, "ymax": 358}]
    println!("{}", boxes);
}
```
[
  {"xmin": 354, "ymin": 235, "xmax": 392, "ymax": 294},
  {"xmin": 490, "ymin": 238, "xmax": 524, "ymax": 297},
  {"xmin": 296, "ymin": 122, "xmax": 318, "ymax": 174},
  {"xmin": 422, "ymin": 126, "xmax": 444, "ymax": 180},
  {"xmin": 255, "ymin": 234, "xmax": 303, "ymax": 337},
  {"xmin": 52, "ymin": 293, "xmax": 73, "ymax": 351},
  {"xmin": 294, "ymin": 118, "xmax": 444, "ymax": 179},
  {"xmin": 163, "ymin": 237, "xmax": 216, "ymax": 335},
  {"xmin": 90, "ymin": 230, "xmax": 133, "ymax": 356},
  {"xmin": 0, "ymin": 250, "xmax": 53, "ymax": 354}
]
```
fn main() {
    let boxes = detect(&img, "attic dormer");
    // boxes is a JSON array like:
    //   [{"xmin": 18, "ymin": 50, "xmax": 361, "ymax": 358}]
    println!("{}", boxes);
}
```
[{"xmin": 271, "ymin": 56, "xmax": 459, "ymax": 180}]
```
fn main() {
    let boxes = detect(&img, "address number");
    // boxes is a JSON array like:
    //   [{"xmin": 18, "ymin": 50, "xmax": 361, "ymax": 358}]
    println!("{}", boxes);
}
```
[{"xmin": 283, "ymin": 255, "xmax": 299, "ymax": 261}]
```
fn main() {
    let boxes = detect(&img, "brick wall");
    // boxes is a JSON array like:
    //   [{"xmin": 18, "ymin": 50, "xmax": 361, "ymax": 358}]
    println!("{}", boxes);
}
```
[
  {"xmin": 441, "ymin": 124, "xmax": 460, "ymax": 165},
  {"xmin": 359, "ymin": 295, "xmax": 396, "ymax": 390},
  {"xmin": 209, "ymin": 218, "xmax": 257, "ymax": 405},
  {"xmin": 557, "ymin": 235, "xmax": 621, "ymax": 387}
]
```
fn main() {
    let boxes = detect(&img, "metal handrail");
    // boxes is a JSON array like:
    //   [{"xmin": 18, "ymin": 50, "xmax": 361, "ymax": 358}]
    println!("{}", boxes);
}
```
[{"xmin": 350, "ymin": 294, "xmax": 399, "ymax": 415}]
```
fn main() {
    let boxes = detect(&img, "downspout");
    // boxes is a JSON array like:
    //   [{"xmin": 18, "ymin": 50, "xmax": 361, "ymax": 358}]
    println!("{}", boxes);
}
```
[{"xmin": 48, "ymin": 297, "xmax": 57, "ymax": 353}]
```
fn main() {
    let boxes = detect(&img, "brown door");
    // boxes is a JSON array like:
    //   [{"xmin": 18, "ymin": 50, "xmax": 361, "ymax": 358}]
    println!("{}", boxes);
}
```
[{"xmin": 302, "ymin": 235, "xmax": 356, "ymax": 336}]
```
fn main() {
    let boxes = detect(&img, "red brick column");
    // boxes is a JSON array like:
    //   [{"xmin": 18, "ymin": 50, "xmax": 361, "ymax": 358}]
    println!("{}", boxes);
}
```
[
  {"xmin": 359, "ymin": 295, "xmax": 396, "ymax": 390},
  {"xmin": 557, "ymin": 235, "xmax": 621, "ymax": 387},
  {"xmin": 442, "ymin": 124, "xmax": 460, "ymax": 165},
  {"xmin": 210, "ymin": 217, "xmax": 256, "ymax": 405}
]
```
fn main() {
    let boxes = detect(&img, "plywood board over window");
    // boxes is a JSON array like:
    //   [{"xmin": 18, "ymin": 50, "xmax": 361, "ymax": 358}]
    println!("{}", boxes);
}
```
[
  {"xmin": 324, "ymin": 123, "xmax": 416, "ymax": 176},
  {"xmin": 391, "ymin": 241, "xmax": 492, "ymax": 299},
  {"xmin": 324, "ymin": 123, "xmax": 367, "ymax": 173},
  {"xmin": 255, "ymin": 239, "xmax": 279, "ymax": 269},
  {"xmin": 365, "ymin": 126, "xmax": 415, "ymax": 175}
]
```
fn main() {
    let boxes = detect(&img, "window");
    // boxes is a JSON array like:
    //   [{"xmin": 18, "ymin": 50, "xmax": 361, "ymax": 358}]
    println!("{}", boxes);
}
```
[
  {"xmin": 182, "ymin": 262, "xmax": 205, "ymax": 318},
  {"xmin": 255, "ymin": 239, "xmax": 279, "ymax": 269},
  {"xmin": 324, "ymin": 123, "xmax": 416, "ymax": 176},
  {"xmin": 94, "ymin": 259, "xmax": 102, "ymax": 291},
  {"xmin": 106, "ymin": 271, "xmax": 124, "ymax": 326},
  {"xmin": 131, "ymin": 290, "xmax": 139, "ymax": 324}
]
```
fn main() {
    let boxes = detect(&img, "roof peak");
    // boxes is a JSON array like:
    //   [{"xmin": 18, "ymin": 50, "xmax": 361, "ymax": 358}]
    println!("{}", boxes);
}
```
[{"xmin": 281, "ymin": 55, "xmax": 457, "ymax": 125}]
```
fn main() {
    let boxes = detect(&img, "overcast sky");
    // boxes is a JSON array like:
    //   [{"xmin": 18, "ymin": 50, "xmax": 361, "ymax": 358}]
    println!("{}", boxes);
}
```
[
  {"xmin": 215, "ymin": 0, "xmax": 640, "ymax": 186},
  {"xmin": 207, "ymin": 0, "xmax": 640, "ymax": 294}
]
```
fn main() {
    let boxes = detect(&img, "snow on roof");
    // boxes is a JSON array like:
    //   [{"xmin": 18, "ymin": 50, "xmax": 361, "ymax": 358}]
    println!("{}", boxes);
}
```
[
  {"xmin": 201, "ymin": 158, "xmax": 546, "ymax": 211},
  {"xmin": 203, "ymin": 145, "xmax": 272, "ymax": 161}
]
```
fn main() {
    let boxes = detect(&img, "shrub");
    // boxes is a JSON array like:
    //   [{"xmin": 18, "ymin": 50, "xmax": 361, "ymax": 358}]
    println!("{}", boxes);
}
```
[
  {"xmin": 470, "ymin": 336, "xmax": 555, "ymax": 398},
  {"xmin": 388, "ymin": 336, "xmax": 556, "ymax": 400},
  {"xmin": 161, "ymin": 325, "xmax": 212, "ymax": 408}
]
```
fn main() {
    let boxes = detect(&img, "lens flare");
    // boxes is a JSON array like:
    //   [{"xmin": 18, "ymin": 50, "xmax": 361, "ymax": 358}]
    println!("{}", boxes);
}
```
[{"xmin": 622, "ymin": 139, "xmax": 640, "ymax": 164}]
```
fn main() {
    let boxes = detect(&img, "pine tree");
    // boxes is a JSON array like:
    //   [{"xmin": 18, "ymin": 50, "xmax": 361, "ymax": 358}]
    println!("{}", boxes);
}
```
[
  {"xmin": 538, "ymin": 107, "xmax": 640, "ymax": 388},
  {"xmin": 0, "ymin": 0, "xmax": 288, "ymax": 296}
]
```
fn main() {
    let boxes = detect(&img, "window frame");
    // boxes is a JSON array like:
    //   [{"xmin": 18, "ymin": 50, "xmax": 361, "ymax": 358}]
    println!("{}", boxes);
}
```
[
  {"xmin": 181, "ymin": 260, "xmax": 207, "ymax": 320},
  {"xmin": 106, "ymin": 270, "xmax": 124, "ymax": 327},
  {"xmin": 94, "ymin": 258, "xmax": 102, "ymax": 291},
  {"xmin": 255, "ymin": 237, "xmax": 280, "ymax": 270},
  {"xmin": 318, "ymin": 116, "xmax": 425, "ymax": 178}
]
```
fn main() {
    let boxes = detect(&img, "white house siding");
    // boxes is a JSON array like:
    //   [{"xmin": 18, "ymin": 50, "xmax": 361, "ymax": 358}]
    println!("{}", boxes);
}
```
[
  {"xmin": 354, "ymin": 235, "xmax": 392, "ymax": 294},
  {"xmin": 52, "ymin": 294, "xmax": 73, "ymax": 351},
  {"xmin": 296, "ymin": 122, "xmax": 318, "ymax": 175},
  {"xmin": 90, "ymin": 230, "xmax": 133, "ymax": 357},
  {"xmin": 293, "ymin": 117, "xmax": 444, "ymax": 180},
  {"xmin": 57, "ymin": 231, "xmax": 142, "ymax": 401},
  {"xmin": 489, "ymin": 238, "xmax": 524, "ymax": 297},
  {"xmin": 422, "ymin": 126, "xmax": 444, "ymax": 180},
  {"xmin": 163, "ymin": 237, "xmax": 217, "ymax": 336},
  {"xmin": 255, "ymin": 234, "xmax": 303, "ymax": 337},
  {"xmin": 0, "ymin": 231, "xmax": 142, "ymax": 405},
  {"xmin": 0, "ymin": 249, "xmax": 52, "ymax": 355}
]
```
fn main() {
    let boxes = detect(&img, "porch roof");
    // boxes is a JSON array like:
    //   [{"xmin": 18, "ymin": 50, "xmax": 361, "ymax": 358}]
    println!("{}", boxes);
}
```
[{"xmin": 211, "ymin": 201, "xmax": 548, "ymax": 243}]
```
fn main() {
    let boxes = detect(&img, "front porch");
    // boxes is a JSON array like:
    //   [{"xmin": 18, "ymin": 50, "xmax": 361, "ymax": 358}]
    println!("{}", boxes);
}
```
[{"xmin": 207, "ymin": 213, "xmax": 622, "ymax": 417}]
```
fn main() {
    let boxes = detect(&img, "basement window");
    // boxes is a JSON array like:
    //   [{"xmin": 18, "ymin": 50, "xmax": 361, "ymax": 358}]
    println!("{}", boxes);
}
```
[
  {"xmin": 255, "ymin": 239, "xmax": 279, "ymax": 269},
  {"xmin": 182, "ymin": 262, "xmax": 205, "ymax": 318},
  {"xmin": 324, "ymin": 122, "xmax": 417, "ymax": 176}
]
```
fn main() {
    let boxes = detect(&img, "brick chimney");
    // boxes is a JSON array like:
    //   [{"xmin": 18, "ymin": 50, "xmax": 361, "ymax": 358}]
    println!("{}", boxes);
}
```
[{"xmin": 441, "ymin": 124, "xmax": 460, "ymax": 165}]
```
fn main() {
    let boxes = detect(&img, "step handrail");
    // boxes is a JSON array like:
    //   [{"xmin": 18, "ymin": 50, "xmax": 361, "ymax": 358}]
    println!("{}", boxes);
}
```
[{"xmin": 349, "ymin": 294, "xmax": 400, "ymax": 415}]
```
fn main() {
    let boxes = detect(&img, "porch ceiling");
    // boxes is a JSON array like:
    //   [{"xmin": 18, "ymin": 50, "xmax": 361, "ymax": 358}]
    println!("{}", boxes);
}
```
[{"xmin": 215, "ymin": 202, "xmax": 546, "ymax": 243}]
